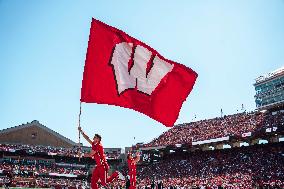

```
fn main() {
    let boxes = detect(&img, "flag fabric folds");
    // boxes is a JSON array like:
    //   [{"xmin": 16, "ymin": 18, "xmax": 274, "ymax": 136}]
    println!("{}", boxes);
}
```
[{"xmin": 81, "ymin": 18, "xmax": 198, "ymax": 127}]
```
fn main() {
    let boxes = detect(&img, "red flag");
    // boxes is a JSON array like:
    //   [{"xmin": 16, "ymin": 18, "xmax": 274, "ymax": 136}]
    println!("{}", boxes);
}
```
[{"xmin": 81, "ymin": 18, "xmax": 198, "ymax": 127}]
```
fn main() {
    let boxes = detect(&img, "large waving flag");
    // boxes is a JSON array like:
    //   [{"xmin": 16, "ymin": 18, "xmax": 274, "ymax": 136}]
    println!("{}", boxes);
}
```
[{"xmin": 81, "ymin": 18, "xmax": 198, "ymax": 127}]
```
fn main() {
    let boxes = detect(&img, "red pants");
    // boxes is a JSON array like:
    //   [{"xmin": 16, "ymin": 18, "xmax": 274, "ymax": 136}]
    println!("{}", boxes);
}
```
[
  {"xmin": 91, "ymin": 165, "xmax": 119, "ymax": 189},
  {"xmin": 129, "ymin": 172, "xmax": 136, "ymax": 189}
]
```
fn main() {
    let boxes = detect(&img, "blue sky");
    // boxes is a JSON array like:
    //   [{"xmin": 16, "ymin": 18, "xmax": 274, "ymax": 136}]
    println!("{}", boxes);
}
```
[{"xmin": 0, "ymin": 0, "xmax": 283, "ymax": 148}]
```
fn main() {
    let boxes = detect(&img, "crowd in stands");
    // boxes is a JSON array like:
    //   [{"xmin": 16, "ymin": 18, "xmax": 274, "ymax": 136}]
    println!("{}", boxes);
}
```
[
  {"xmin": 0, "ymin": 157, "xmax": 90, "ymax": 188},
  {"xmin": 136, "ymin": 142, "xmax": 284, "ymax": 188},
  {"xmin": 263, "ymin": 111, "xmax": 284, "ymax": 128},
  {"xmin": 0, "ymin": 143, "xmax": 121, "ymax": 159},
  {"xmin": 0, "ymin": 163, "xmax": 88, "ymax": 176},
  {"xmin": 0, "ymin": 153, "xmax": 90, "ymax": 188},
  {"xmin": 0, "ymin": 176, "xmax": 89, "ymax": 188},
  {"xmin": 0, "ymin": 143, "xmax": 86, "ymax": 157},
  {"xmin": 0, "ymin": 111, "xmax": 283, "ymax": 188},
  {"xmin": 35, "ymin": 177, "xmax": 89, "ymax": 189},
  {"xmin": 144, "ymin": 111, "xmax": 284, "ymax": 147}
]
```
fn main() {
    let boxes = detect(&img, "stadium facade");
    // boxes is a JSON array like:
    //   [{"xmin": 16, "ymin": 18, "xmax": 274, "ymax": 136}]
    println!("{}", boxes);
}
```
[
  {"xmin": 254, "ymin": 66, "xmax": 284, "ymax": 110},
  {"xmin": 0, "ymin": 121, "xmax": 122, "ymax": 157},
  {"xmin": 0, "ymin": 120, "xmax": 77, "ymax": 148}
]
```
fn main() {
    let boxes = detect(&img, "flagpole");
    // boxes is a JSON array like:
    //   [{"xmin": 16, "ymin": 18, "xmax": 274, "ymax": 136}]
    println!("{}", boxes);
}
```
[
  {"xmin": 78, "ymin": 102, "xmax": 82, "ymax": 162},
  {"xmin": 133, "ymin": 136, "xmax": 136, "ymax": 152}
]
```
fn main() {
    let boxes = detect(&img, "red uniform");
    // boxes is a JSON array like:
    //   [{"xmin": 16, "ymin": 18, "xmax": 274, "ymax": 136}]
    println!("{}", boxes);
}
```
[
  {"xmin": 127, "ymin": 157, "xmax": 137, "ymax": 189},
  {"xmin": 91, "ymin": 142, "xmax": 118, "ymax": 189}
]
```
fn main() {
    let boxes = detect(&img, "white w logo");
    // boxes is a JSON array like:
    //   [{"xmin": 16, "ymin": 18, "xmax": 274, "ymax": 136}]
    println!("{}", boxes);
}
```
[{"xmin": 110, "ymin": 42, "xmax": 174, "ymax": 95}]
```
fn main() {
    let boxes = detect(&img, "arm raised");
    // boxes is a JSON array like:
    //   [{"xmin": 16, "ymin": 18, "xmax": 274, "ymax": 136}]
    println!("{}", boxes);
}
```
[
  {"xmin": 133, "ymin": 151, "xmax": 141, "ymax": 164},
  {"xmin": 78, "ymin": 126, "xmax": 93, "ymax": 145}
]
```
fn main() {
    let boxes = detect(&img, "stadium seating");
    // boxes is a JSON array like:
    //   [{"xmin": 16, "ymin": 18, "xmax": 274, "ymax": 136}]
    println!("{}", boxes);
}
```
[
  {"xmin": 0, "ymin": 111, "xmax": 283, "ymax": 188},
  {"xmin": 144, "ymin": 111, "xmax": 284, "ymax": 147}
]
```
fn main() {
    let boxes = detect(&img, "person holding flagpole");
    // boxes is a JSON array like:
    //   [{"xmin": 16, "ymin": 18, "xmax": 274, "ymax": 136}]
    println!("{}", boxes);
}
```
[
  {"xmin": 78, "ymin": 126, "xmax": 124, "ymax": 189},
  {"xmin": 127, "ymin": 151, "xmax": 140, "ymax": 189}
]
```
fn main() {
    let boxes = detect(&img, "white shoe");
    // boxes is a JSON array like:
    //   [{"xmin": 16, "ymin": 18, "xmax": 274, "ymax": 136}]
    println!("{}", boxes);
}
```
[{"xmin": 117, "ymin": 171, "xmax": 125, "ymax": 180}]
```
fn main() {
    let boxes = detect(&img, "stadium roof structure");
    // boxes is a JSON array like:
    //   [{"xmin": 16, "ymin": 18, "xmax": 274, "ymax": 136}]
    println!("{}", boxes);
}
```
[
  {"xmin": 254, "ymin": 66, "xmax": 284, "ymax": 85},
  {"xmin": 0, "ymin": 120, "xmax": 77, "ymax": 148}
]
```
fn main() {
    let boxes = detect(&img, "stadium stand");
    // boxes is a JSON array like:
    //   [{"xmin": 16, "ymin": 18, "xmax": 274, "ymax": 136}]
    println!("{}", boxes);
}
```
[
  {"xmin": 0, "ymin": 110, "xmax": 283, "ymax": 188},
  {"xmin": 144, "ymin": 111, "xmax": 284, "ymax": 147},
  {"xmin": 137, "ymin": 142, "xmax": 284, "ymax": 188}
]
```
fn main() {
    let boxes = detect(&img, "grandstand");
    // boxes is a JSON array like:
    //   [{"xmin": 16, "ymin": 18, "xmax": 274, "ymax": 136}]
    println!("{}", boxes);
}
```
[
  {"xmin": 140, "ymin": 111, "xmax": 283, "ymax": 149},
  {"xmin": 0, "ymin": 121, "xmax": 123, "ymax": 188},
  {"xmin": 0, "ymin": 110, "xmax": 283, "ymax": 188},
  {"xmin": 134, "ymin": 111, "xmax": 284, "ymax": 188}
]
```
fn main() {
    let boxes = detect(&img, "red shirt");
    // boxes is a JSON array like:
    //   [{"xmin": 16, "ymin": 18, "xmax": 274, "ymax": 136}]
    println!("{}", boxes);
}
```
[
  {"xmin": 92, "ymin": 142, "xmax": 107, "ymax": 166},
  {"xmin": 127, "ymin": 158, "xmax": 136, "ymax": 174}
]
